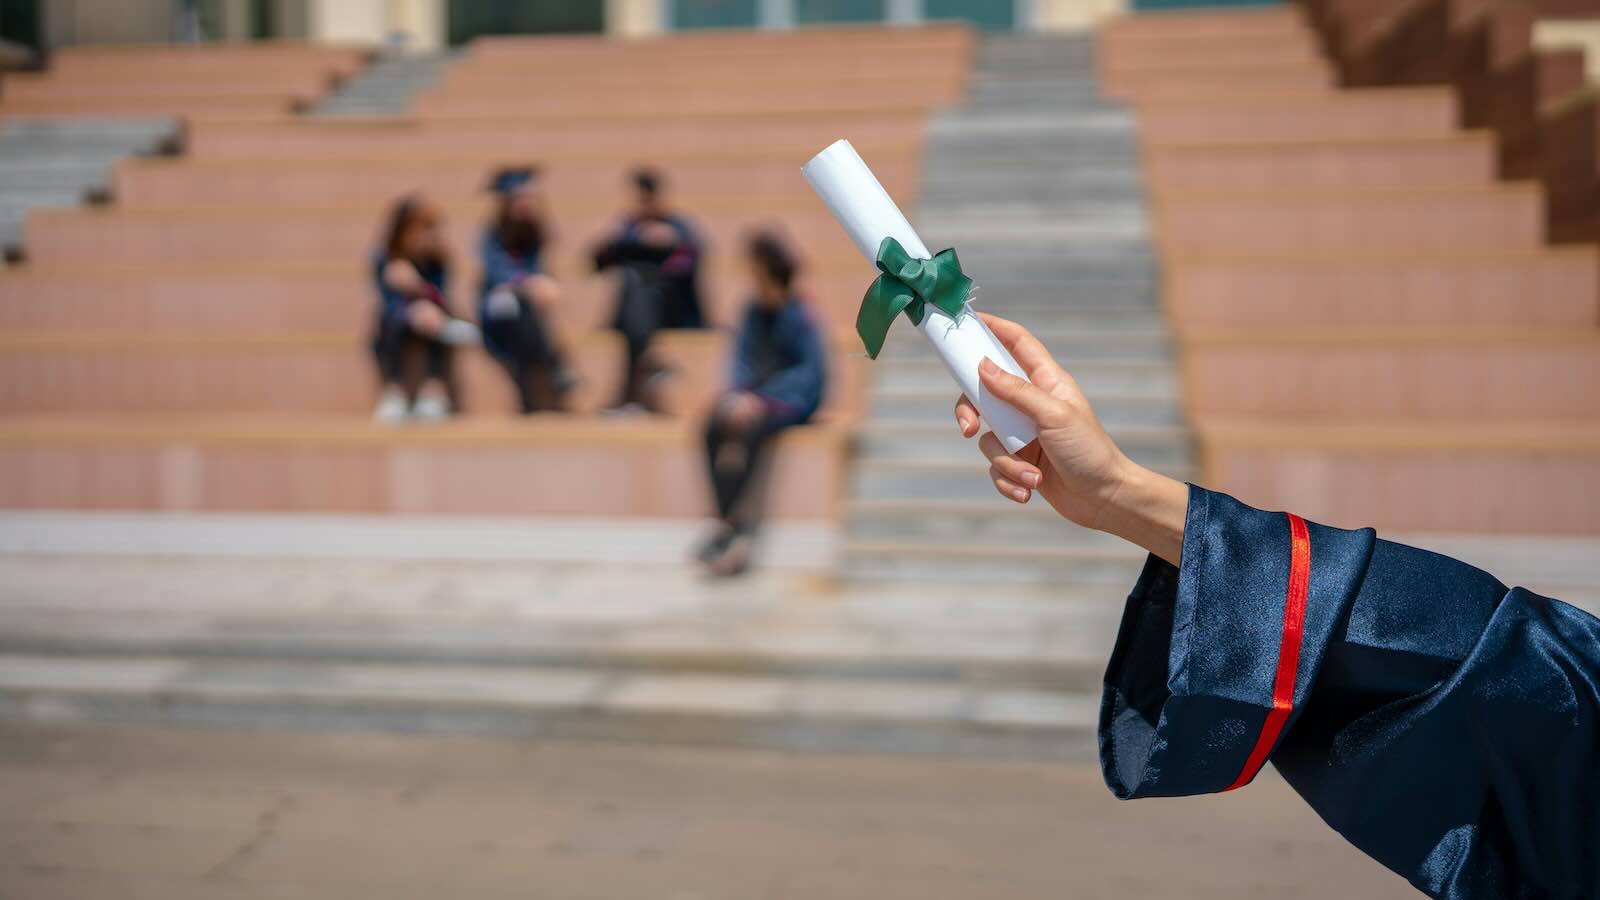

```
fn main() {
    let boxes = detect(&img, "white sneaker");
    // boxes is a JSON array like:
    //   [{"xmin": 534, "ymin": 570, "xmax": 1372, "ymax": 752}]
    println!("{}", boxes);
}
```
[
  {"xmin": 374, "ymin": 387, "xmax": 409, "ymax": 423},
  {"xmin": 439, "ymin": 318, "xmax": 482, "ymax": 346},
  {"xmin": 411, "ymin": 391, "xmax": 451, "ymax": 422}
]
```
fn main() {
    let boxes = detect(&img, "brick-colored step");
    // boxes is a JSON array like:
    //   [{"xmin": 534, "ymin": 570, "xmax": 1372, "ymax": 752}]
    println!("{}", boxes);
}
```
[
  {"xmin": 20, "ymin": 206, "xmax": 867, "ymax": 267},
  {"xmin": 0, "ymin": 95, "xmax": 305, "ymax": 118},
  {"xmin": 1100, "ymin": 6, "xmax": 1308, "ymax": 42},
  {"xmin": 0, "ymin": 330, "xmax": 865, "ymax": 421},
  {"xmin": 181, "ymin": 115, "xmax": 927, "ymax": 161},
  {"xmin": 1143, "ymin": 134, "xmax": 1496, "ymax": 191},
  {"xmin": 0, "ymin": 264, "xmax": 873, "ymax": 336},
  {"xmin": 1182, "ymin": 330, "xmax": 1600, "ymax": 420},
  {"xmin": 111, "ymin": 159, "xmax": 907, "ymax": 211},
  {"xmin": 1198, "ymin": 419, "xmax": 1600, "ymax": 534},
  {"xmin": 1154, "ymin": 187, "xmax": 1544, "ymax": 254},
  {"xmin": 440, "ymin": 55, "xmax": 964, "ymax": 88},
  {"xmin": 1102, "ymin": 64, "xmax": 1333, "ymax": 102},
  {"xmin": 409, "ymin": 90, "xmax": 956, "ymax": 121},
  {"xmin": 1164, "ymin": 249, "xmax": 1600, "ymax": 328},
  {"xmin": 0, "ymin": 414, "xmax": 846, "ymax": 521},
  {"xmin": 1134, "ymin": 88, "xmax": 1458, "ymax": 144},
  {"xmin": 464, "ymin": 23, "xmax": 972, "ymax": 61}
]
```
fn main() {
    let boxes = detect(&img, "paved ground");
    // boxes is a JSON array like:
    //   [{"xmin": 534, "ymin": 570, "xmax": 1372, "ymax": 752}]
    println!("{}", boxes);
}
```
[{"xmin": 0, "ymin": 723, "xmax": 1417, "ymax": 900}]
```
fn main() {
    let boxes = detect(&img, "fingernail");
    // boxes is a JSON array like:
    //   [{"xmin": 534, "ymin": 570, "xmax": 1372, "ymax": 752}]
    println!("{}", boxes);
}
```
[
  {"xmin": 1023, "ymin": 471, "xmax": 1040, "ymax": 488},
  {"xmin": 1011, "ymin": 487, "xmax": 1029, "ymax": 502},
  {"xmin": 979, "ymin": 358, "xmax": 998, "ymax": 376}
]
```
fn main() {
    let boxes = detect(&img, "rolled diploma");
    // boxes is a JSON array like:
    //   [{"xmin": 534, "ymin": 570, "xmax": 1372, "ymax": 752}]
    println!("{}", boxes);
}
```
[{"xmin": 802, "ymin": 139, "xmax": 1037, "ymax": 453}]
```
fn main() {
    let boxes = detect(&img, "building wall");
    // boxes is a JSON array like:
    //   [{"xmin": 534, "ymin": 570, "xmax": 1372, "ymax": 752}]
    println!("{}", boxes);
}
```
[{"xmin": 31, "ymin": 0, "xmax": 1136, "ymax": 48}]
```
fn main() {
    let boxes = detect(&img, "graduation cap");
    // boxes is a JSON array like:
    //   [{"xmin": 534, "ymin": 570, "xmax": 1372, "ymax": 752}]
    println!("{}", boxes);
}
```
[{"xmin": 488, "ymin": 166, "xmax": 539, "ymax": 194}]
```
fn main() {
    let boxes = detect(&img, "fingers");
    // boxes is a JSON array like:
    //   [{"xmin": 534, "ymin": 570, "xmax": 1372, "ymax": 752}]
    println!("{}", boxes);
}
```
[
  {"xmin": 979, "ymin": 431, "xmax": 1041, "ymax": 503},
  {"xmin": 977, "ymin": 313, "xmax": 1066, "ymax": 384},
  {"xmin": 979, "ymin": 357, "xmax": 1064, "ymax": 425},
  {"xmin": 954, "ymin": 394, "xmax": 981, "ymax": 438}
]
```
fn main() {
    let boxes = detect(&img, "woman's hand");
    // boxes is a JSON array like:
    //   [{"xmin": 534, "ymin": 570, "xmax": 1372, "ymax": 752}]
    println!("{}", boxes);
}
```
[{"xmin": 954, "ymin": 313, "xmax": 1188, "ymax": 566}]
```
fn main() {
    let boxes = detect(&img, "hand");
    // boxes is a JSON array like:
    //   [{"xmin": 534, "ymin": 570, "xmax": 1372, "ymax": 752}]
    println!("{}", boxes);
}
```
[
  {"xmin": 406, "ymin": 300, "xmax": 447, "ymax": 336},
  {"xmin": 638, "ymin": 220, "xmax": 679, "ymax": 247},
  {"xmin": 954, "ymin": 313, "xmax": 1187, "ymax": 565},
  {"xmin": 718, "ymin": 392, "xmax": 765, "ymax": 432},
  {"xmin": 522, "ymin": 273, "xmax": 561, "ymax": 309}
]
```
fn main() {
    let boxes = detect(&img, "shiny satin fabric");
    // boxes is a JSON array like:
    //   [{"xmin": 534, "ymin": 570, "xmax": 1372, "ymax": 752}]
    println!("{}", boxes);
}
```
[
  {"xmin": 1100, "ymin": 486, "xmax": 1599, "ymax": 898},
  {"xmin": 854, "ymin": 236, "xmax": 972, "ymax": 360}
]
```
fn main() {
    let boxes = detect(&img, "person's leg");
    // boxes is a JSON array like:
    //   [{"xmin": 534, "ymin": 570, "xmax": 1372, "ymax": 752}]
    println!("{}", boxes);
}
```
[
  {"xmin": 695, "ymin": 414, "xmax": 743, "ymax": 565},
  {"xmin": 515, "ymin": 299, "xmax": 573, "ymax": 412},
  {"xmin": 410, "ymin": 336, "xmax": 453, "ymax": 421},
  {"xmin": 704, "ymin": 413, "xmax": 744, "ymax": 521},
  {"xmin": 722, "ymin": 418, "xmax": 790, "ymax": 533},
  {"xmin": 483, "ymin": 315, "xmax": 538, "ymax": 414},
  {"xmin": 372, "ymin": 325, "xmax": 410, "ymax": 422},
  {"xmin": 703, "ymin": 415, "xmax": 795, "ymax": 576},
  {"xmin": 610, "ymin": 270, "xmax": 662, "ymax": 408}
]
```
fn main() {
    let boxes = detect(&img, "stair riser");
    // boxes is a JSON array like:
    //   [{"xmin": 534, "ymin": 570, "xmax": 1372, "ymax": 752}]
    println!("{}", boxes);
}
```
[
  {"xmin": 0, "ymin": 691, "xmax": 1097, "ymax": 761},
  {"xmin": 874, "ymin": 366, "xmax": 1179, "ymax": 396},
  {"xmin": 870, "ymin": 395, "xmax": 1181, "ymax": 426},
  {"xmin": 849, "ymin": 507, "xmax": 1133, "ymax": 550},
  {"xmin": 845, "ymin": 553, "xmax": 1145, "ymax": 587},
  {"xmin": 852, "ymin": 450, "xmax": 1193, "ymax": 494}
]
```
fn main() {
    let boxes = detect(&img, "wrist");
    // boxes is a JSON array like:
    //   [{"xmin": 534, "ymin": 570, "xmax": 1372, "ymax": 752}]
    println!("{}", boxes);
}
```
[{"xmin": 1095, "ymin": 458, "xmax": 1187, "ymax": 567}]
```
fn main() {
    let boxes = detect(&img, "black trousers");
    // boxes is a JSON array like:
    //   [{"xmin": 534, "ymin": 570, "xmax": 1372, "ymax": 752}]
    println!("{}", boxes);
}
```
[
  {"xmin": 483, "ymin": 297, "xmax": 566, "ymax": 413},
  {"xmin": 372, "ymin": 318, "xmax": 455, "ymax": 401},
  {"xmin": 612, "ymin": 267, "xmax": 665, "ymax": 405},
  {"xmin": 703, "ymin": 407, "xmax": 801, "ymax": 526}
]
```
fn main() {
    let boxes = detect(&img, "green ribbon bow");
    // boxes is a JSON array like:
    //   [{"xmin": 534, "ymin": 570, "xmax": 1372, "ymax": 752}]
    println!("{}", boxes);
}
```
[{"xmin": 855, "ymin": 236, "xmax": 974, "ymax": 360}]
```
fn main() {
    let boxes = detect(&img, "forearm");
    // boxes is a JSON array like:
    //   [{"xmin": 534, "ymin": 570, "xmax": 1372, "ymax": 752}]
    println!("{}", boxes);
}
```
[{"xmin": 1095, "ymin": 461, "xmax": 1187, "ymax": 567}]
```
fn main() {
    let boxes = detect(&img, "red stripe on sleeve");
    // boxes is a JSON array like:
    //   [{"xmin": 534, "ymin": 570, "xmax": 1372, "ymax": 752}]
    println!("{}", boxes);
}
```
[{"xmin": 1224, "ymin": 512, "xmax": 1312, "ymax": 792}]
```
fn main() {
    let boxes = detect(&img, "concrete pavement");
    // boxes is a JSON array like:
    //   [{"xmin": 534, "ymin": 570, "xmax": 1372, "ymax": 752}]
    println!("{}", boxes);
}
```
[{"xmin": 0, "ymin": 723, "xmax": 1418, "ymax": 899}]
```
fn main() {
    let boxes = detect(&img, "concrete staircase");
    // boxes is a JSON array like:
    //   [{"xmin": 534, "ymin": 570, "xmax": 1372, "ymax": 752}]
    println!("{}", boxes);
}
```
[
  {"xmin": 308, "ymin": 51, "xmax": 457, "ymax": 116},
  {"xmin": 843, "ymin": 34, "xmax": 1190, "ymax": 584},
  {"xmin": 0, "ymin": 118, "xmax": 176, "ymax": 256}
]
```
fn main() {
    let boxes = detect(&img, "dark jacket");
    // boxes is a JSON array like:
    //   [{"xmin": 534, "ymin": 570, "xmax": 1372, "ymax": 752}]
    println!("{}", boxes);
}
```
[{"xmin": 729, "ymin": 297, "xmax": 827, "ymax": 424}]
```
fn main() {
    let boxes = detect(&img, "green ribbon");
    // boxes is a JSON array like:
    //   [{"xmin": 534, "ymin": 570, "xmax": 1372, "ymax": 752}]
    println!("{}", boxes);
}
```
[{"xmin": 855, "ymin": 236, "xmax": 973, "ymax": 360}]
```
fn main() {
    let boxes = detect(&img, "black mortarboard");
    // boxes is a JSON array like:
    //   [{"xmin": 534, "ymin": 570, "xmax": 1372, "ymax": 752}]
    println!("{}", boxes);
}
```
[{"xmin": 488, "ymin": 166, "xmax": 538, "ymax": 194}]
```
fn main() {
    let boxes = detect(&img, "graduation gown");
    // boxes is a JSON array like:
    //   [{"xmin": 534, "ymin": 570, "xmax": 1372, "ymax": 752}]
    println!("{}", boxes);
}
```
[{"xmin": 1102, "ymin": 486, "xmax": 1599, "ymax": 898}]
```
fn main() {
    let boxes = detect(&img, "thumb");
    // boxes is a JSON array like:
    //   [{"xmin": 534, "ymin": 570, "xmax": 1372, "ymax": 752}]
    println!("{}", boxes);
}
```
[{"xmin": 979, "ymin": 357, "xmax": 1062, "ymax": 425}]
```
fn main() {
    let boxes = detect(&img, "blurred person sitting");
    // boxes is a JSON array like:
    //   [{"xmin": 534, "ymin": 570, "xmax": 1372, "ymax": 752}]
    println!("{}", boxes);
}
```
[
  {"xmin": 696, "ymin": 231, "xmax": 827, "ymax": 577},
  {"xmin": 371, "ymin": 195, "xmax": 479, "ymax": 423},
  {"xmin": 591, "ymin": 167, "xmax": 706, "ymax": 413},
  {"xmin": 479, "ymin": 166, "xmax": 576, "ymax": 413}
]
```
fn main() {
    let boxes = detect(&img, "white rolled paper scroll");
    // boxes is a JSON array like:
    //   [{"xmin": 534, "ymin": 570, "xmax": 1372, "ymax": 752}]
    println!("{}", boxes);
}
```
[{"xmin": 802, "ymin": 139, "xmax": 1038, "ymax": 453}]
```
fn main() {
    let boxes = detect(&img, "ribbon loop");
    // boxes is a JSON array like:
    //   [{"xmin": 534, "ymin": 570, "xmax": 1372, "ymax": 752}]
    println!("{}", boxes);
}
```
[{"xmin": 855, "ymin": 236, "xmax": 973, "ymax": 359}]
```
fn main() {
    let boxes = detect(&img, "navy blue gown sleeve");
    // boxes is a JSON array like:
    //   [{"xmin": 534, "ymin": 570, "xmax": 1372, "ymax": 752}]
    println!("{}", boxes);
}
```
[{"xmin": 1100, "ymin": 486, "xmax": 1599, "ymax": 898}]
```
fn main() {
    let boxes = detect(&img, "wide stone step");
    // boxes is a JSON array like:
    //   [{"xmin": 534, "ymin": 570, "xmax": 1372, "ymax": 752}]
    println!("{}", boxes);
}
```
[
  {"xmin": 919, "ymin": 218, "xmax": 1151, "ymax": 251},
  {"xmin": 880, "ymin": 320, "xmax": 1171, "ymax": 349},
  {"xmin": 0, "ymin": 653, "xmax": 1100, "ymax": 760},
  {"xmin": 0, "ymin": 607, "xmax": 1110, "ymax": 692},
  {"xmin": 920, "ymin": 177, "xmax": 1145, "ymax": 207},
  {"xmin": 0, "ymin": 118, "xmax": 176, "ymax": 146},
  {"xmin": 849, "ymin": 497, "xmax": 1136, "ymax": 550},
  {"xmin": 0, "ymin": 189, "xmax": 88, "ymax": 210},
  {"xmin": 851, "ymin": 430, "xmax": 1194, "ymax": 476},
  {"xmin": 872, "ymin": 358, "xmax": 1179, "ymax": 396},
  {"xmin": 871, "ymin": 388, "xmax": 1181, "ymax": 426},
  {"xmin": 843, "ymin": 540, "xmax": 1147, "ymax": 586},
  {"xmin": 924, "ymin": 141, "xmax": 1140, "ymax": 166},
  {"xmin": 0, "ymin": 160, "xmax": 117, "ymax": 191}
]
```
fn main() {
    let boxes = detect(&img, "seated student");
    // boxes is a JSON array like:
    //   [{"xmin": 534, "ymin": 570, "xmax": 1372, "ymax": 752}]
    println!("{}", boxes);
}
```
[
  {"xmin": 591, "ymin": 167, "xmax": 706, "ymax": 412},
  {"xmin": 696, "ymin": 232, "xmax": 826, "ymax": 577},
  {"xmin": 371, "ymin": 195, "xmax": 479, "ymax": 422},
  {"xmin": 478, "ymin": 166, "xmax": 576, "ymax": 413},
  {"xmin": 953, "ymin": 313, "xmax": 1598, "ymax": 899}
]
